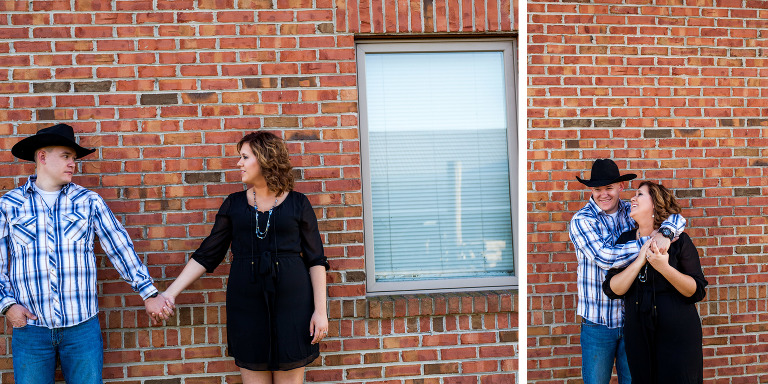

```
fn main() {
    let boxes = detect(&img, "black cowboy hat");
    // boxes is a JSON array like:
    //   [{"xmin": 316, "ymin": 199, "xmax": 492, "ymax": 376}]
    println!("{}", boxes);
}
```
[
  {"xmin": 11, "ymin": 123, "xmax": 96, "ymax": 162},
  {"xmin": 576, "ymin": 159, "xmax": 636, "ymax": 187}
]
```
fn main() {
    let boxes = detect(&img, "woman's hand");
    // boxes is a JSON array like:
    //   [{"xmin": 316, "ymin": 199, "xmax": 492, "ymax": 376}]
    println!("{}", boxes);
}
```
[
  {"xmin": 309, "ymin": 310, "xmax": 329, "ymax": 344},
  {"xmin": 159, "ymin": 291, "xmax": 176, "ymax": 320},
  {"xmin": 646, "ymin": 240, "xmax": 670, "ymax": 270},
  {"xmin": 144, "ymin": 293, "xmax": 175, "ymax": 325},
  {"xmin": 636, "ymin": 238, "xmax": 652, "ymax": 266},
  {"xmin": 160, "ymin": 292, "xmax": 176, "ymax": 309}
]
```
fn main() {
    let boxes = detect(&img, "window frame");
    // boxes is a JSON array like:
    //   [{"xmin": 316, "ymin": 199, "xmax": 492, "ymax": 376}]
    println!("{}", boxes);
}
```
[{"xmin": 356, "ymin": 39, "xmax": 518, "ymax": 295}]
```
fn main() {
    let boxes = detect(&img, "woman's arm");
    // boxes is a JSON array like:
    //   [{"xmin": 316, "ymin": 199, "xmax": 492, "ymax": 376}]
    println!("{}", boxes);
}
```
[
  {"xmin": 646, "ymin": 241, "xmax": 698, "ymax": 298},
  {"xmin": 297, "ymin": 193, "xmax": 330, "ymax": 343},
  {"xmin": 308, "ymin": 265, "xmax": 328, "ymax": 344},
  {"xmin": 162, "ymin": 258, "xmax": 208, "ymax": 305},
  {"xmin": 162, "ymin": 196, "xmax": 233, "ymax": 308},
  {"xmin": 606, "ymin": 239, "xmax": 652, "ymax": 296}
]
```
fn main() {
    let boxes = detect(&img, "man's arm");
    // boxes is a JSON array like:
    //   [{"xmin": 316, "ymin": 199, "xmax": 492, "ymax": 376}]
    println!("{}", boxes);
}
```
[
  {"xmin": 91, "ymin": 195, "xmax": 175, "ymax": 323},
  {"xmin": 91, "ymin": 195, "xmax": 158, "ymax": 299},
  {"xmin": 0, "ymin": 211, "xmax": 17, "ymax": 314},
  {"xmin": 0, "ymin": 210, "xmax": 37, "ymax": 326},
  {"xmin": 661, "ymin": 213, "xmax": 686, "ymax": 237},
  {"xmin": 569, "ymin": 215, "xmax": 642, "ymax": 270},
  {"xmin": 653, "ymin": 213, "xmax": 687, "ymax": 252}
]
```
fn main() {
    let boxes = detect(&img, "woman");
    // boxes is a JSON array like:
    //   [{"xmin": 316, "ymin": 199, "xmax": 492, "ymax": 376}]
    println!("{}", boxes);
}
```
[
  {"xmin": 603, "ymin": 181, "xmax": 707, "ymax": 384},
  {"xmin": 163, "ymin": 132, "xmax": 330, "ymax": 384}
]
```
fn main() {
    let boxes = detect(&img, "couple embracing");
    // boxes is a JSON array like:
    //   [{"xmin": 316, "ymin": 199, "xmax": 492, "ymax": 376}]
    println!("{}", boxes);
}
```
[{"xmin": 570, "ymin": 159, "xmax": 708, "ymax": 384}]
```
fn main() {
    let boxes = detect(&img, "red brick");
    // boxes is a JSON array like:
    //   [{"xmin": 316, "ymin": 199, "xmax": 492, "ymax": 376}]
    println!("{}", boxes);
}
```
[
  {"xmin": 126, "ymin": 364, "xmax": 164, "ymax": 377},
  {"xmin": 347, "ymin": 366, "xmax": 382, "ymax": 379},
  {"xmin": 384, "ymin": 364, "xmax": 421, "ymax": 377}
]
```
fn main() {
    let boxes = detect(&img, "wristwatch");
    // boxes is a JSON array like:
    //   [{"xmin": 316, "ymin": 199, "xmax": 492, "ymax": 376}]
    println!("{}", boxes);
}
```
[
  {"xmin": 1, "ymin": 303, "xmax": 14, "ymax": 315},
  {"xmin": 659, "ymin": 227, "xmax": 675, "ymax": 240}
]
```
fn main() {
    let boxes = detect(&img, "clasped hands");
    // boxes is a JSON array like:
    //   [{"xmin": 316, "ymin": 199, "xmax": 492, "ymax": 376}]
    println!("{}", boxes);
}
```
[
  {"xmin": 144, "ymin": 292, "xmax": 176, "ymax": 325},
  {"xmin": 638, "ymin": 230, "xmax": 673, "ymax": 270}
]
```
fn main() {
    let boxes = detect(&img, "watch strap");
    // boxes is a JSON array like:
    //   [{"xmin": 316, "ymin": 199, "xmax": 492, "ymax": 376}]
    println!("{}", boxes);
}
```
[{"xmin": 1, "ymin": 304, "xmax": 14, "ymax": 315}]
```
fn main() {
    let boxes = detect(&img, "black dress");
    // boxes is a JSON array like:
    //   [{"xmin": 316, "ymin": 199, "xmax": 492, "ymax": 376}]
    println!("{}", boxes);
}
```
[
  {"xmin": 191, "ymin": 190, "xmax": 329, "ymax": 371},
  {"xmin": 603, "ymin": 231, "xmax": 707, "ymax": 384}
]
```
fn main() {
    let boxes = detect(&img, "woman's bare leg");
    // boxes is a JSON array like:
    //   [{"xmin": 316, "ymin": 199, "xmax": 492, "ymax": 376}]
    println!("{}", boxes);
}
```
[
  {"xmin": 272, "ymin": 367, "xmax": 305, "ymax": 384},
  {"xmin": 240, "ymin": 368, "xmax": 273, "ymax": 384}
]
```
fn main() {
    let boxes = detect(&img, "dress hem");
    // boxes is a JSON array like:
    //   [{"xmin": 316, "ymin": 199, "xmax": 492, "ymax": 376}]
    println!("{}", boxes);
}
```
[{"xmin": 232, "ymin": 350, "xmax": 320, "ymax": 372}]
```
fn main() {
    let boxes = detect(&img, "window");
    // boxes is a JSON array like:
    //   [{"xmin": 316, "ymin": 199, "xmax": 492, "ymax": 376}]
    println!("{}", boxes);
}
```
[{"xmin": 357, "ymin": 40, "xmax": 517, "ymax": 294}]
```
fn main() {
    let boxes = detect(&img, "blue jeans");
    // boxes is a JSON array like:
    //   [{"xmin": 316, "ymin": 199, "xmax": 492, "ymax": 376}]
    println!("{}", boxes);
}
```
[
  {"xmin": 581, "ymin": 319, "xmax": 631, "ymax": 384},
  {"xmin": 11, "ymin": 315, "xmax": 103, "ymax": 384}
]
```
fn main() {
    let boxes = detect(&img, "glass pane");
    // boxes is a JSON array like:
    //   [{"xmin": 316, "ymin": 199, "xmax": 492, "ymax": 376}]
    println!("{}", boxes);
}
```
[{"xmin": 365, "ymin": 51, "xmax": 514, "ymax": 282}]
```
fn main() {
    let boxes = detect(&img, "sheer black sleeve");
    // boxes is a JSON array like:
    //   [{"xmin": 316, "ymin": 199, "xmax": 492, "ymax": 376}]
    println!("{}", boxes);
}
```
[
  {"xmin": 602, "ymin": 229, "xmax": 636, "ymax": 300},
  {"xmin": 191, "ymin": 195, "xmax": 233, "ymax": 273},
  {"xmin": 674, "ymin": 232, "xmax": 708, "ymax": 303},
  {"xmin": 603, "ymin": 266, "xmax": 627, "ymax": 300},
  {"xmin": 297, "ymin": 193, "xmax": 329, "ymax": 270}
]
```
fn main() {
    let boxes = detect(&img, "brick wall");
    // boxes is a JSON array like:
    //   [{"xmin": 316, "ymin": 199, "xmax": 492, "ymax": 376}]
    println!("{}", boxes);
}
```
[
  {"xmin": 528, "ymin": 1, "xmax": 768, "ymax": 383},
  {"xmin": 0, "ymin": 0, "xmax": 516, "ymax": 383}
]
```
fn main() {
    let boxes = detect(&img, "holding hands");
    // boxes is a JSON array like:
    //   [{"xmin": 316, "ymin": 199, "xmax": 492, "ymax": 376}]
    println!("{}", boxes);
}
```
[
  {"xmin": 645, "ymin": 240, "xmax": 670, "ymax": 271},
  {"xmin": 144, "ymin": 292, "xmax": 176, "ymax": 325}
]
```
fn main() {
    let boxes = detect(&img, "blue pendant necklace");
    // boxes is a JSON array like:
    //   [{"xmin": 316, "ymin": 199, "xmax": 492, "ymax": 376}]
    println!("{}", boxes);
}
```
[
  {"xmin": 636, "ymin": 230, "xmax": 649, "ymax": 283},
  {"xmin": 253, "ymin": 189, "xmax": 278, "ymax": 239}
]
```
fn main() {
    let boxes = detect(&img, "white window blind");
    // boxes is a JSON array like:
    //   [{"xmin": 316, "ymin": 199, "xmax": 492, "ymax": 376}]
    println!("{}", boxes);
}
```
[{"xmin": 361, "ymin": 46, "xmax": 514, "ymax": 289}]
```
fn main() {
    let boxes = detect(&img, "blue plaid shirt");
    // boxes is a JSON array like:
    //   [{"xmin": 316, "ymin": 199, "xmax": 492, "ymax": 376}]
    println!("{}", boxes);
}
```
[
  {"xmin": 569, "ymin": 198, "xmax": 686, "ymax": 328},
  {"xmin": 0, "ymin": 176, "xmax": 157, "ymax": 328}
]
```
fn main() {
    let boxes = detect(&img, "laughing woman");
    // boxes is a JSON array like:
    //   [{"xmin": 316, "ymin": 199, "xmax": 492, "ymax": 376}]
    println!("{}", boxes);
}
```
[
  {"xmin": 603, "ymin": 181, "xmax": 707, "ymax": 384},
  {"xmin": 163, "ymin": 132, "xmax": 330, "ymax": 384}
]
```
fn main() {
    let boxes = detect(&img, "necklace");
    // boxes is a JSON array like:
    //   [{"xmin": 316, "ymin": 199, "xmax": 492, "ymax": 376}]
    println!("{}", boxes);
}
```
[
  {"xmin": 638, "ymin": 264, "xmax": 649, "ymax": 283},
  {"xmin": 636, "ymin": 229, "xmax": 650, "ymax": 283},
  {"xmin": 253, "ymin": 189, "xmax": 279, "ymax": 239}
]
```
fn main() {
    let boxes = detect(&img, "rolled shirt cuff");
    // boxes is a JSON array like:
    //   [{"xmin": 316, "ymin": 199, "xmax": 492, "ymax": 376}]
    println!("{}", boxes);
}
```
[
  {"xmin": 139, "ymin": 285, "xmax": 159, "ymax": 301},
  {"xmin": 0, "ymin": 297, "xmax": 17, "ymax": 315}
]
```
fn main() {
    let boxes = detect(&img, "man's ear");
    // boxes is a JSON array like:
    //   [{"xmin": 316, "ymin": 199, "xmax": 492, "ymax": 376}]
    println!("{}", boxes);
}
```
[{"xmin": 35, "ymin": 148, "xmax": 47, "ymax": 165}]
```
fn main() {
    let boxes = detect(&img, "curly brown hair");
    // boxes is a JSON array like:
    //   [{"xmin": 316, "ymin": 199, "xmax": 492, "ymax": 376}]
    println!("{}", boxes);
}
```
[
  {"xmin": 637, "ymin": 181, "xmax": 681, "ymax": 229},
  {"xmin": 237, "ymin": 131, "xmax": 294, "ymax": 195}
]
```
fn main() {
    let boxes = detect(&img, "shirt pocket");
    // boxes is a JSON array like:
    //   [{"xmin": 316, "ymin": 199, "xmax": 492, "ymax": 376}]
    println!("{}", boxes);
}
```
[
  {"xmin": 62, "ymin": 211, "xmax": 89, "ymax": 243},
  {"xmin": 9, "ymin": 215, "xmax": 37, "ymax": 248}
]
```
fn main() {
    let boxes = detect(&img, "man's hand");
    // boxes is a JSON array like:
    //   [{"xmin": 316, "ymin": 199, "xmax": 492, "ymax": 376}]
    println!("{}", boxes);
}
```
[
  {"xmin": 144, "ymin": 294, "xmax": 175, "ymax": 325},
  {"xmin": 646, "ymin": 240, "xmax": 670, "ymax": 270},
  {"xmin": 652, "ymin": 231, "xmax": 672, "ymax": 254},
  {"xmin": 6, "ymin": 304, "xmax": 37, "ymax": 328}
]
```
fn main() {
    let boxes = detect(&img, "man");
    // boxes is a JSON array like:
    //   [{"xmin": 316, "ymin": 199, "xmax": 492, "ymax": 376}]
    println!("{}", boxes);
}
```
[
  {"xmin": 569, "ymin": 159, "xmax": 685, "ymax": 384},
  {"xmin": 0, "ymin": 124, "xmax": 173, "ymax": 383}
]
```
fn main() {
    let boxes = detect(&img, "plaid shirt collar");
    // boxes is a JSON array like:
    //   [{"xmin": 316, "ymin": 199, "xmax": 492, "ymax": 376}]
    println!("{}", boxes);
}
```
[{"xmin": 21, "ymin": 175, "xmax": 72, "ymax": 197}]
